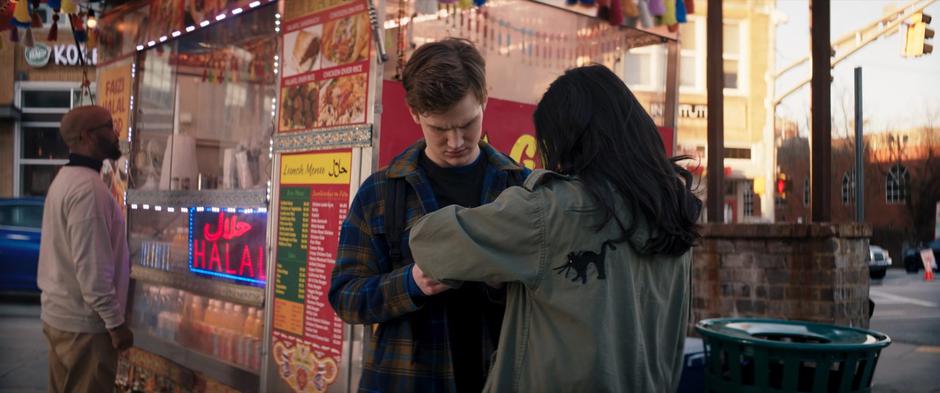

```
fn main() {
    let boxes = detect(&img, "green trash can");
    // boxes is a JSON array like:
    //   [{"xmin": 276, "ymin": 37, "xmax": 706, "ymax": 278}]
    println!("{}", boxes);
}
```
[{"xmin": 694, "ymin": 318, "xmax": 890, "ymax": 393}]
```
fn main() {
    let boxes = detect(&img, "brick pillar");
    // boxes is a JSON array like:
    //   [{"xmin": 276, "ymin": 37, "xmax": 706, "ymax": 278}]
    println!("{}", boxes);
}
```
[{"xmin": 692, "ymin": 224, "xmax": 871, "ymax": 331}]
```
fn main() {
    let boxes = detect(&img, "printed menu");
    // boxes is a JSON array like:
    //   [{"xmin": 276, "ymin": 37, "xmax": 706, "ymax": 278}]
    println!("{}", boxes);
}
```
[
  {"xmin": 277, "ymin": 0, "xmax": 372, "ymax": 133},
  {"xmin": 272, "ymin": 149, "xmax": 352, "ymax": 393}
]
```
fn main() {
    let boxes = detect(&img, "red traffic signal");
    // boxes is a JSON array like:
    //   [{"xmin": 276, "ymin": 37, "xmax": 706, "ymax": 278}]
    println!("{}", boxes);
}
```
[{"xmin": 776, "ymin": 174, "xmax": 792, "ymax": 197}]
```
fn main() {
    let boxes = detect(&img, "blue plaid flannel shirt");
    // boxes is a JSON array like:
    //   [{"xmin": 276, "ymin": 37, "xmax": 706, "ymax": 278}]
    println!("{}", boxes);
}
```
[{"xmin": 329, "ymin": 140, "xmax": 530, "ymax": 392}]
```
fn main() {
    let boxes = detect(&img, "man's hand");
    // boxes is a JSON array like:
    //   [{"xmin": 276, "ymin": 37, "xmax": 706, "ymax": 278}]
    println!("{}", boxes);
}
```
[
  {"xmin": 108, "ymin": 323, "xmax": 134, "ymax": 351},
  {"xmin": 412, "ymin": 264, "xmax": 450, "ymax": 295}
]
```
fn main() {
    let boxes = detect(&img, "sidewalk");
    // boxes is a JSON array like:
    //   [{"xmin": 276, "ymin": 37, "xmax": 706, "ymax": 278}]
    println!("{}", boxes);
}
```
[
  {"xmin": 872, "ymin": 341, "xmax": 940, "ymax": 393},
  {"xmin": 0, "ymin": 297, "xmax": 46, "ymax": 393}
]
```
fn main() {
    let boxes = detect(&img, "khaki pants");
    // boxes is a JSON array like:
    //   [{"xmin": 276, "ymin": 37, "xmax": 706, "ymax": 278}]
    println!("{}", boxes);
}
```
[{"xmin": 42, "ymin": 322, "xmax": 117, "ymax": 393}]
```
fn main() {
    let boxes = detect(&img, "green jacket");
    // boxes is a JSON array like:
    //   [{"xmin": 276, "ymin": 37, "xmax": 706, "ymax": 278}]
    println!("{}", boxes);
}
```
[{"xmin": 409, "ymin": 170, "xmax": 691, "ymax": 393}]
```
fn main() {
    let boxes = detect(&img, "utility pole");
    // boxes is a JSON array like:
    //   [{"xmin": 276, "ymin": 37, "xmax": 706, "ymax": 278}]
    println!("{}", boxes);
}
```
[
  {"xmin": 706, "ymin": 0, "xmax": 724, "ymax": 223},
  {"xmin": 810, "ymin": 0, "xmax": 832, "ymax": 222},
  {"xmin": 764, "ymin": 0, "xmax": 936, "ymax": 223},
  {"xmin": 855, "ymin": 67, "xmax": 865, "ymax": 223}
]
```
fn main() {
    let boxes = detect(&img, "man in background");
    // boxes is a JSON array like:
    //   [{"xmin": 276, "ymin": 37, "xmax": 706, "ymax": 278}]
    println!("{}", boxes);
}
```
[{"xmin": 38, "ymin": 105, "xmax": 133, "ymax": 393}]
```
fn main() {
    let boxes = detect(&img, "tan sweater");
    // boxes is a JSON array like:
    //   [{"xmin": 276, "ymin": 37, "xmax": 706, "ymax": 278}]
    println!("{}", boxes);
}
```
[{"xmin": 38, "ymin": 165, "xmax": 130, "ymax": 333}]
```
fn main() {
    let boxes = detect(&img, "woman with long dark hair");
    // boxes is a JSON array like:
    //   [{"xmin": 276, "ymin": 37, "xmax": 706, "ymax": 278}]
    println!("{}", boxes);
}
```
[{"xmin": 409, "ymin": 64, "xmax": 702, "ymax": 392}]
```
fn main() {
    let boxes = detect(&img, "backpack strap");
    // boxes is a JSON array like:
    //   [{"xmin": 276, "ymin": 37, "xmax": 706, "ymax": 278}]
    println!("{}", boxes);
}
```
[{"xmin": 384, "ymin": 177, "xmax": 408, "ymax": 265}]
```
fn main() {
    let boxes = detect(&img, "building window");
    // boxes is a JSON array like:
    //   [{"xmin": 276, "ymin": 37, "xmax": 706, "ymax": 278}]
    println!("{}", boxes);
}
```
[
  {"xmin": 724, "ymin": 147, "xmax": 751, "ymax": 159},
  {"xmin": 743, "ymin": 182, "xmax": 754, "ymax": 217},
  {"xmin": 14, "ymin": 83, "xmax": 93, "ymax": 197},
  {"xmin": 885, "ymin": 164, "xmax": 909, "ymax": 204},
  {"xmin": 841, "ymin": 172, "xmax": 855, "ymax": 205},
  {"xmin": 629, "ymin": 18, "xmax": 744, "ymax": 93},
  {"xmin": 803, "ymin": 178, "xmax": 810, "ymax": 207},
  {"xmin": 678, "ymin": 19, "xmax": 699, "ymax": 90},
  {"xmin": 622, "ymin": 50, "xmax": 655, "ymax": 89},
  {"xmin": 723, "ymin": 23, "xmax": 741, "ymax": 90}
]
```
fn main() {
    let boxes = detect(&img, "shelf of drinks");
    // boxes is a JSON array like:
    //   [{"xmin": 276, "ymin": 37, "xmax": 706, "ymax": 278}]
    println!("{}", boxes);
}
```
[
  {"xmin": 131, "ymin": 266, "xmax": 265, "ymax": 308},
  {"xmin": 126, "ymin": 189, "xmax": 268, "ymax": 210},
  {"xmin": 133, "ymin": 331, "xmax": 261, "ymax": 393}
]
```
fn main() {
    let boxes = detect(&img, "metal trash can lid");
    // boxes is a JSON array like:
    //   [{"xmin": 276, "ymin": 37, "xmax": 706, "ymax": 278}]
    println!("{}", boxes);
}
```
[{"xmin": 695, "ymin": 318, "xmax": 891, "ymax": 352}]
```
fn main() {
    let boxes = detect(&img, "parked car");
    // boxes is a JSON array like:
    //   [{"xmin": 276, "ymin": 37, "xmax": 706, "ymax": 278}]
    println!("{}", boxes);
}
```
[
  {"xmin": 0, "ymin": 198, "xmax": 44, "ymax": 292},
  {"xmin": 868, "ymin": 245, "xmax": 891, "ymax": 279},
  {"xmin": 902, "ymin": 240, "xmax": 940, "ymax": 273}
]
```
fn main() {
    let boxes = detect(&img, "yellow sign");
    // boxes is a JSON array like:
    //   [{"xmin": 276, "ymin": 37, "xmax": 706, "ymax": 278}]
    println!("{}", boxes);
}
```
[
  {"xmin": 280, "ymin": 151, "xmax": 352, "ymax": 185},
  {"xmin": 97, "ymin": 62, "xmax": 133, "ymax": 140}
]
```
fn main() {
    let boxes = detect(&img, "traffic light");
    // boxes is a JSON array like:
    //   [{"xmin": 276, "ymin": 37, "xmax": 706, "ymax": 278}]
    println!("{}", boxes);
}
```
[
  {"xmin": 776, "ymin": 173, "xmax": 792, "ymax": 199},
  {"xmin": 904, "ymin": 13, "xmax": 934, "ymax": 57}
]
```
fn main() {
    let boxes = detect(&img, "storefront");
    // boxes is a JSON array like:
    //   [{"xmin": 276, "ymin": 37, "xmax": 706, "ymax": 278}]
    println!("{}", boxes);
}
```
[
  {"xmin": 1, "ymin": 9, "xmax": 99, "ymax": 198},
  {"xmin": 100, "ymin": 0, "xmax": 679, "ymax": 391}
]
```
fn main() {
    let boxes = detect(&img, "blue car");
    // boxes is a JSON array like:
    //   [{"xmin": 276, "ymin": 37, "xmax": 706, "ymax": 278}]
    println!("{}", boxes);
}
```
[{"xmin": 0, "ymin": 198, "xmax": 44, "ymax": 292}]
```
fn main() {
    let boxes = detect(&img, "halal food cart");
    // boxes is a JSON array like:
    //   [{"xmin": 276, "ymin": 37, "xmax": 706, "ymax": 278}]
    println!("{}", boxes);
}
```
[{"xmin": 96, "ymin": 0, "xmax": 679, "ymax": 391}]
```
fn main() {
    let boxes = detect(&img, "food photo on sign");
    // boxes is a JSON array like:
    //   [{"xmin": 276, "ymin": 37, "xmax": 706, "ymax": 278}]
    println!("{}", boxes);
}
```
[
  {"xmin": 280, "ymin": 81, "xmax": 320, "ymax": 131},
  {"xmin": 283, "ymin": 25, "xmax": 323, "ymax": 76},
  {"xmin": 318, "ymin": 73, "xmax": 366, "ymax": 127},
  {"xmin": 320, "ymin": 12, "xmax": 369, "ymax": 68}
]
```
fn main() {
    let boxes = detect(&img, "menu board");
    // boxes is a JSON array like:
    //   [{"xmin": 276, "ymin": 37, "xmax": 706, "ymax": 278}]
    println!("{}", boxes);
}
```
[
  {"xmin": 272, "ymin": 149, "xmax": 352, "ymax": 393},
  {"xmin": 277, "ymin": 0, "xmax": 372, "ymax": 133}
]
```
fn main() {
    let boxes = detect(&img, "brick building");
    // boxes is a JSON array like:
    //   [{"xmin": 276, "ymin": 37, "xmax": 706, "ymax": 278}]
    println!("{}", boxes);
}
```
[{"xmin": 775, "ymin": 126, "xmax": 940, "ymax": 263}]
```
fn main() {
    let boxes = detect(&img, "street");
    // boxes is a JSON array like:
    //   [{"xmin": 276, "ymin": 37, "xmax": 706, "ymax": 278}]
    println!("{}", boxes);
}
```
[
  {"xmin": 0, "ymin": 269, "xmax": 937, "ymax": 393},
  {"xmin": 870, "ymin": 269, "xmax": 940, "ymax": 393}
]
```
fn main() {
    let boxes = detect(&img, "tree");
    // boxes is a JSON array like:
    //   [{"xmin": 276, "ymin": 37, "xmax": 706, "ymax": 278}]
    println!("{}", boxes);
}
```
[{"xmin": 877, "ymin": 110, "xmax": 940, "ymax": 247}]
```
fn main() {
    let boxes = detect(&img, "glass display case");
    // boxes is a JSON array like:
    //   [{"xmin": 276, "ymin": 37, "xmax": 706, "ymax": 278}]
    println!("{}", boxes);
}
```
[{"xmin": 123, "ymin": 3, "xmax": 278, "ymax": 391}]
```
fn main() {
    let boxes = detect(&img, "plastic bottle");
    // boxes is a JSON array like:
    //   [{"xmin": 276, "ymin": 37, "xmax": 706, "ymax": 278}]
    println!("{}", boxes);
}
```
[
  {"xmin": 203, "ymin": 300, "xmax": 218, "ymax": 356},
  {"xmin": 254, "ymin": 308, "xmax": 265, "ymax": 338},
  {"xmin": 253, "ymin": 308, "xmax": 264, "ymax": 370},
  {"xmin": 242, "ymin": 307, "xmax": 255, "ymax": 336},
  {"xmin": 226, "ymin": 303, "xmax": 240, "ymax": 331},
  {"xmin": 205, "ymin": 300, "xmax": 217, "ymax": 327},
  {"xmin": 239, "ymin": 307, "xmax": 257, "ymax": 366}
]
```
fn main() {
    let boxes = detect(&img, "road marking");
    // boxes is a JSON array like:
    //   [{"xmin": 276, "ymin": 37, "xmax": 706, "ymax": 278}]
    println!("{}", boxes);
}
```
[
  {"xmin": 871, "ymin": 310, "xmax": 940, "ymax": 320},
  {"xmin": 869, "ymin": 289, "xmax": 939, "ymax": 308},
  {"xmin": 915, "ymin": 346, "xmax": 940, "ymax": 354}
]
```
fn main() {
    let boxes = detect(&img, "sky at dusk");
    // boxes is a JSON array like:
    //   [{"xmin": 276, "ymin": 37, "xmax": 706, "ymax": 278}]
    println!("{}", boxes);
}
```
[{"xmin": 774, "ymin": 0, "xmax": 940, "ymax": 134}]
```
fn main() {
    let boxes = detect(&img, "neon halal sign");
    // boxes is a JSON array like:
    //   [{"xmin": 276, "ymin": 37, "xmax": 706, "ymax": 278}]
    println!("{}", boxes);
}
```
[{"xmin": 189, "ymin": 209, "xmax": 267, "ymax": 286}]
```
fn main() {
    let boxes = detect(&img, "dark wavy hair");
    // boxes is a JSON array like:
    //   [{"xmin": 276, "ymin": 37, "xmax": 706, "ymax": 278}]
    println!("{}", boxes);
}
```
[
  {"xmin": 402, "ymin": 38, "xmax": 487, "ymax": 115},
  {"xmin": 534, "ymin": 65, "xmax": 702, "ymax": 257}
]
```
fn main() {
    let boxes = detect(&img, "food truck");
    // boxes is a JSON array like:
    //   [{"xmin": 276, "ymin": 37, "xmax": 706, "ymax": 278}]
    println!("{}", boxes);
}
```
[{"xmin": 95, "ymin": 0, "xmax": 680, "ymax": 391}]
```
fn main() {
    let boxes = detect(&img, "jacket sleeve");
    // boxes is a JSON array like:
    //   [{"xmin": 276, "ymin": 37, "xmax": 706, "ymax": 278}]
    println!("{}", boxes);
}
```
[
  {"xmin": 328, "ymin": 186, "xmax": 422, "ymax": 324},
  {"xmin": 68, "ymin": 186, "xmax": 124, "ymax": 329},
  {"xmin": 409, "ymin": 186, "xmax": 546, "ymax": 288}
]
